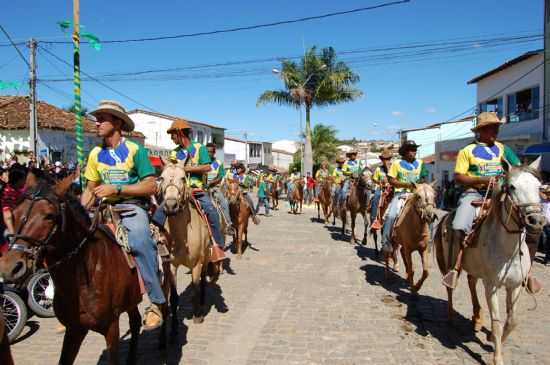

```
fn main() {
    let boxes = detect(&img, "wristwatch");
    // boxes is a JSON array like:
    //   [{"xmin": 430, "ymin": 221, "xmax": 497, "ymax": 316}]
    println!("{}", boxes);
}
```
[{"xmin": 116, "ymin": 185, "xmax": 123, "ymax": 196}]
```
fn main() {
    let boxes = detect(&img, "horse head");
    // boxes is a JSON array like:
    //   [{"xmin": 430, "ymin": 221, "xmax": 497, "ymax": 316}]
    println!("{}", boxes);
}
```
[
  {"xmin": 0, "ymin": 172, "xmax": 80, "ymax": 282},
  {"xmin": 159, "ymin": 161, "xmax": 189, "ymax": 215},
  {"xmin": 499, "ymin": 157, "xmax": 545, "ymax": 232},
  {"xmin": 413, "ymin": 182, "xmax": 437, "ymax": 224},
  {"xmin": 226, "ymin": 179, "xmax": 242, "ymax": 205}
]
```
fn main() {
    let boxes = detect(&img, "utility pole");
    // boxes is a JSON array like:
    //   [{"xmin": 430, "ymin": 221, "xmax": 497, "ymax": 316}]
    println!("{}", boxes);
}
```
[
  {"xmin": 28, "ymin": 39, "xmax": 37, "ymax": 155},
  {"xmin": 544, "ymin": 0, "xmax": 550, "ymax": 141},
  {"xmin": 73, "ymin": 0, "xmax": 84, "ymax": 170}
]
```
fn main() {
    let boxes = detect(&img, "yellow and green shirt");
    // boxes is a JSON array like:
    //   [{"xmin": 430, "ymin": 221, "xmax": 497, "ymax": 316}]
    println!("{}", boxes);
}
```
[
  {"xmin": 315, "ymin": 168, "xmax": 330, "ymax": 181},
  {"xmin": 388, "ymin": 158, "xmax": 428, "ymax": 193},
  {"xmin": 342, "ymin": 159, "xmax": 363, "ymax": 176},
  {"xmin": 170, "ymin": 141, "xmax": 211, "ymax": 188},
  {"xmin": 454, "ymin": 141, "xmax": 520, "ymax": 188},
  {"xmin": 332, "ymin": 167, "xmax": 345, "ymax": 184},
  {"xmin": 372, "ymin": 166, "xmax": 389, "ymax": 188},
  {"xmin": 206, "ymin": 158, "xmax": 225, "ymax": 186},
  {"xmin": 84, "ymin": 138, "xmax": 155, "ymax": 203}
]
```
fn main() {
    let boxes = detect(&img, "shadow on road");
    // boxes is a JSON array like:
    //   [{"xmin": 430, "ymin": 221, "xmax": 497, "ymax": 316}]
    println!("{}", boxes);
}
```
[
  {"xmin": 360, "ymin": 262, "xmax": 493, "ymax": 365},
  {"xmin": 12, "ymin": 320, "xmax": 40, "ymax": 345},
  {"xmin": 325, "ymin": 225, "xmax": 349, "ymax": 242}
]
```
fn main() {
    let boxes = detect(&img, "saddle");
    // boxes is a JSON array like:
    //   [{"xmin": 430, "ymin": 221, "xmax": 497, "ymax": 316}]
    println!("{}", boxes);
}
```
[{"xmin": 389, "ymin": 194, "xmax": 413, "ymax": 241}]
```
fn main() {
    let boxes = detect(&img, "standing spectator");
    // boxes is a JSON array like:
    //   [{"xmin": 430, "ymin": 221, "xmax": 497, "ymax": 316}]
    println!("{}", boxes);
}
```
[
  {"xmin": 540, "ymin": 185, "xmax": 550, "ymax": 266},
  {"xmin": 1, "ymin": 164, "xmax": 27, "ymax": 236},
  {"xmin": 306, "ymin": 172, "xmax": 315, "ymax": 205},
  {"xmin": 256, "ymin": 175, "xmax": 271, "ymax": 216},
  {"xmin": 52, "ymin": 161, "xmax": 66, "ymax": 180}
]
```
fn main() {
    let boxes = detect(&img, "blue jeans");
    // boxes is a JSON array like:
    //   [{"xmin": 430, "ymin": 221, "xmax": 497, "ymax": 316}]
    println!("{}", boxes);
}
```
[
  {"xmin": 381, "ymin": 193, "xmax": 405, "ymax": 252},
  {"xmin": 370, "ymin": 189, "xmax": 381, "ymax": 222},
  {"xmin": 212, "ymin": 188, "xmax": 232, "ymax": 226},
  {"xmin": 341, "ymin": 179, "xmax": 351, "ymax": 203},
  {"xmin": 117, "ymin": 203, "xmax": 166, "ymax": 304},
  {"xmin": 256, "ymin": 197, "xmax": 270, "ymax": 215},
  {"xmin": 151, "ymin": 192, "xmax": 225, "ymax": 248}
]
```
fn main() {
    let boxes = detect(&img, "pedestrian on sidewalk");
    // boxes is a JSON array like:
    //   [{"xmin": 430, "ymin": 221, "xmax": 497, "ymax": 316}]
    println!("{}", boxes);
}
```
[{"xmin": 256, "ymin": 175, "xmax": 271, "ymax": 216}]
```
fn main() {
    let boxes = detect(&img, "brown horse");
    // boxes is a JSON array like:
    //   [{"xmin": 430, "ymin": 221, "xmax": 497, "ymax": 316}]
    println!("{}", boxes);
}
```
[
  {"xmin": 269, "ymin": 180, "xmax": 281, "ymax": 210},
  {"xmin": 347, "ymin": 172, "xmax": 373, "ymax": 244},
  {"xmin": 0, "ymin": 173, "xmax": 145, "ymax": 365},
  {"xmin": 316, "ymin": 178, "xmax": 333, "ymax": 225},
  {"xmin": 0, "ymin": 312, "xmax": 13, "ymax": 365},
  {"xmin": 387, "ymin": 183, "xmax": 436, "ymax": 294},
  {"xmin": 289, "ymin": 179, "xmax": 304, "ymax": 214},
  {"xmin": 226, "ymin": 179, "xmax": 251, "ymax": 257},
  {"xmin": 159, "ymin": 162, "xmax": 217, "ymax": 327}
]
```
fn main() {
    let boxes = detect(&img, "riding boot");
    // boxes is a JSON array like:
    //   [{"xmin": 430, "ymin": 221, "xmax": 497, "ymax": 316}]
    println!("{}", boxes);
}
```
[
  {"xmin": 526, "ymin": 230, "xmax": 543, "ymax": 294},
  {"xmin": 143, "ymin": 303, "xmax": 164, "ymax": 331},
  {"xmin": 442, "ymin": 230, "xmax": 466, "ymax": 289}
]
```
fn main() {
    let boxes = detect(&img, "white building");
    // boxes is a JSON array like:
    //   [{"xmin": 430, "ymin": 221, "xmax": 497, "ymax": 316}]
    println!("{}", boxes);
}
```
[
  {"xmin": 468, "ymin": 49, "xmax": 543, "ymax": 154},
  {"xmin": 224, "ymin": 137, "xmax": 273, "ymax": 169},
  {"xmin": 0, "ymin": 96, "xmax": 144, "ymax": 163},
  {"xmin": 128, "ymin": 109, "xmax": 225, "ymax": 161},
  {"xmin": 272, "ymin": 149, "xmax": 293, "ymax": 172},
  {"xmin": 271, "ymin": 139, "xmax": 299, "ymax": 154}
]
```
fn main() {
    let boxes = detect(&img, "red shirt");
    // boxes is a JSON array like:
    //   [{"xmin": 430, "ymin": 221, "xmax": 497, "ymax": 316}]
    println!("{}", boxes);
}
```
[
  {"xmin": 1, "ymin": 185, "xmax": 25, "ymax": 212},
  {"xmin": 306, "ymin": 177, "xmax": 315, "ymax": 189}
]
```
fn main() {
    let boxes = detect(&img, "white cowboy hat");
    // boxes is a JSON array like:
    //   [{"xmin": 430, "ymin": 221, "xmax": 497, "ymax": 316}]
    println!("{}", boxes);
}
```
[{"xmin": 90, "ymin": 100, "xmax": 135, "ymax": 132}]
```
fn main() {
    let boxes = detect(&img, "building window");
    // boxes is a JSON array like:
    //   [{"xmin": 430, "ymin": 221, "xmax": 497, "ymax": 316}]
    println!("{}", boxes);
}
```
[
  {"xmin": 479, "ymin": 97, "xmax": 503, "ymax": 119},
  {"xmin": 197, "ymin": 130, "xmax": 205, "ymax": 144},
  {"xmin": 506, "ymin": 86, "xmax": 539, "ymax": 123}
]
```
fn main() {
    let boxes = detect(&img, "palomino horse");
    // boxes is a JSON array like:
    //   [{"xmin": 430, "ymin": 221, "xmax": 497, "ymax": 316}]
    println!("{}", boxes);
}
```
[
  {"xmin": 0, "ymin": 173, "xmax": 144, "ymax": 365},
  {"xmin": 289, "ymin": 179, "xmax": 304, "ymax": 214},
  {"xmin": 348, "ymin": 172, "xmax": 373, "ymax": 244},
  {"xmin": 434, "ymin": 159, "xmax": 545, "ymax": 365},
  {"xmin": 316, "ymin": 178, "xmax": 333, "ymax": 225},
  {"xmin": 387, "ymin": 183, "xmax": 436, "ymax": 294},
  {"xmin": 226, "ymin": 179, "xmax": 251, "ymax": 257},
  {"xmin": 0, "ymin": 312, "xmax": 13, "ymax": 365},
  {"xmin": 159, "ymin": 162, "xmax": 218, "ymax": 326}
]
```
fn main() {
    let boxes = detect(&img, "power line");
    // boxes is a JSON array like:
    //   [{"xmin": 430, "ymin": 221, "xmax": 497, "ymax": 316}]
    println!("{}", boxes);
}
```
[
  {"xmin": 0, "ymin": 24, "xmax": 30, "ymax": 68},
  {"xmin": 41, "ymin": 0, "xmax": 411, "ymax": 45},
  {"xmin": 39, "ymin": 45, "xmax": 158, "ymax": 112}
]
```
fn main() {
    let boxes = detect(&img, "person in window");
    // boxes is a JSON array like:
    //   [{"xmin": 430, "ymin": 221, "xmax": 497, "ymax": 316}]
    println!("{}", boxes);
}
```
[
  {"xmin": 381, "ymin": 140, "xmax": 428, "ymax": 254},
  {"xmin": 81, "ymin": 100, "xmax": 165, "ymax": 330}
]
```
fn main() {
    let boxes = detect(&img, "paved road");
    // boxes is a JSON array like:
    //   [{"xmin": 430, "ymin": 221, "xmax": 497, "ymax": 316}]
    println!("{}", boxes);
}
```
[{"xmin": 10, "ymin": 204, "xmax": 550, "ymax": 364}]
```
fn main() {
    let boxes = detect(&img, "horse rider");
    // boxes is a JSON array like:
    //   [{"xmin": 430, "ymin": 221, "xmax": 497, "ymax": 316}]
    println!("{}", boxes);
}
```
[
  {"xmin": 441, "ymin": 112, "xmax": 542, "ymax": 293},
  {"xmin": 370, "ymin": 148, "xmax": 393, "ymax": 225},
  {"xmin": 381, "ymin": 140, "xmax": 428, "ymax": 254},
  {"xmin": 232, "ymin": 163, "xmax": 261, "ymax": 224},
  {"xmin": 287, "ymin": 168, "xmax": 301, "ymax": 197},
  {"xmin": 314, "ymin": 160, "xmax": 330, "ymax": 202},
  {"xmin": 81, "ymin": 100, "xmax": 166, "ymax": 330},
  {"xmin": 152, "ymin": 118, "xmax": 227, "ymax": 260},
  {"xmin": 332, "ymin": 156, "xmax": 346, "ymax": 207},
  {"xmin": 341, "ymin": 150, "xmax": 364, "ymax": 204},
  {"xmin": 205, "ymin": 142, "xmax": 234, "ymax": 235},
  {"xmin": 229, "ymin": 159, "xmax": 238, "ymax": 175}
]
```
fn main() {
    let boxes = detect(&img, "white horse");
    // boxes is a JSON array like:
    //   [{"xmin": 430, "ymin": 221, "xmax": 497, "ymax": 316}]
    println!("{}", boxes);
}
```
[{"xmin": 434, "ymin": 157, "xmax": 545, "ymax": 365}]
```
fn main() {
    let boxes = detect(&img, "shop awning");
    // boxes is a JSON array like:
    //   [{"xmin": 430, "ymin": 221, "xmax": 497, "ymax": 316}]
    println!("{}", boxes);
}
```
[{"xmin": 523, "ymin": 143, "xmax": 550, "ymax": 155}]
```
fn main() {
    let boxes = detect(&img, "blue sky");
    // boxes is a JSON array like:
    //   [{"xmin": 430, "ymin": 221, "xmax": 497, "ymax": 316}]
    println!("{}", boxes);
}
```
[{"xmin": 0, "ymin": 0, "xmax": 543, "ymax": 142}]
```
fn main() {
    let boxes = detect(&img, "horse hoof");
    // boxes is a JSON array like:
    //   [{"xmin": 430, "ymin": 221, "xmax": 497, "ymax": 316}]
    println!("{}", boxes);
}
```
[
  {"xmin": 473, "ymin": 321, "xmax": 482, "ymax": 333},
  {"xmin": 193, "ymin": 316, "xmax": 204, "ymax": 324}
]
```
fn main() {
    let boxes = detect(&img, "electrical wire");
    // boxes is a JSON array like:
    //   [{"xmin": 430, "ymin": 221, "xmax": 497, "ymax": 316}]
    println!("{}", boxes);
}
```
[
  {"xmin": 41, "ymin": 0, "xmax": 411, "ymax": 45},
  {"xmin": 0, "ymin": 24, "xmax": 30, "ymax": 68}
]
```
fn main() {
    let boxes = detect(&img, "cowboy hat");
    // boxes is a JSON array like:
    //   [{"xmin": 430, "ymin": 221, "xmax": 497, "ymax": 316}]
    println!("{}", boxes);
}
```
[
  {"xmin": 167, "ymin": 118, "xmax": 192, "ymax": 134},
  {"xmin": 379, "ymin": 148, "xmax": 393, "ymax": 160},
  {"xmin": 398, "ymin": 140, "xmax": 420, "ymax": 156},
  {"xmin": 335, "ymin": 154, "xmax": 346, "ymax": 163},
  {"xmin": 90, "ymin": 100, "xmax": 135, "ymax": 132},
  {"xmin": 471, "ymin": 112, "xmax": 504, "ymax": 132},
  {"xmin": 346, "ymin": 150, "xmax": 358, "ymax": 157}
]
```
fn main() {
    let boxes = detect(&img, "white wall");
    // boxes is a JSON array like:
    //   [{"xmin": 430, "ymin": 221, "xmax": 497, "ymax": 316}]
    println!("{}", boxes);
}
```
[
  {"xmin": 224, "ymin": 139, "xmax": 246, "ymax": 161},
  {"xmin": 476, "ymin": 53, "xmax": 543, "ymax": 142},
  {"xmin": 272, "ymin": 150, "xmax": 293, "ymax": 171}
]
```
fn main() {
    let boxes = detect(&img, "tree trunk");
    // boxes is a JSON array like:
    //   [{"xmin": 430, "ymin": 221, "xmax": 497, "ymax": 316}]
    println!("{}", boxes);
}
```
[{"xmin": 304, "ymin": 106, "xmax": 313, "ymax": 176}]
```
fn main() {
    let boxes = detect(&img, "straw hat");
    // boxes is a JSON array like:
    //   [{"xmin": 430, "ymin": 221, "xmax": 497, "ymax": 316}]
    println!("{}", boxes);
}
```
[
  {"xmin": 379, "ymin": 148, "xmax": 393, "ymax": 160},
  {"xmin": 90, "ymin": 100, "xmax": 134, "ymax": 132},
  {"xmin": 471, "ymin": 112, "xmax": 504, "ymax": 132},
  {"xmin": 335, "ymin": 154, "xmax": 346, "ymax": 163},
  {"xmin": 167, "ymin": 118, "xmax": 192, "ymax": 133}
]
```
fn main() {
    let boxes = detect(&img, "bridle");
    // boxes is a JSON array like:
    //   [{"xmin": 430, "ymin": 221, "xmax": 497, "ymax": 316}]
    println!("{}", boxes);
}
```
[
  {"xmin": 413, "ymin": 186, "xmax": 436, "ymax": 223},
  {"xmin": 159, "ymin": 165, "xmax": 189, "ymax": 213},
  {"xmin": 227, "ymin": 181, "xmax": 242, "ymax": 205}
]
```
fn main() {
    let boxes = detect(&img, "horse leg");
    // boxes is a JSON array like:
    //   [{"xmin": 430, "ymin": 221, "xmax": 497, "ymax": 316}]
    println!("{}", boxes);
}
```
[
  {"xmin": 58, "ymin": 326, "xmax": 88, "ymax": 365},
  {"xmin": 392, "ymin": 246, "xmax": 400, "ymax": 272},
  {"xmin": 128, "ymin": 307, "xmax": 142, "ymax": 363},
  {"xmin": 446, "ymin": 287, "xmax": 455, "ymax": 325},
  {"xmin": 350, "ymin": 212, "xmax": 357, "ymax": 243},
  {"xmin": 502, "ymin": 286, "xmax": 521, "ymax": 343},
  {"xmin": 467, "ymin": 275, "xmax": 482, "ymax": 332},
  {"xmin": 104, "ymin": 320, "xmax": 121, "ymax": 365},
  {"xmin": 169, "ymin": 266, "xmax": 179, "ymax": 336},
  {"xmin": 485, "ymin": 284, "xmax": 504, "ymax": 365},
  {"xmin": 401, "ymin": 246, "xmax": 415, "ymax": 293},
  {"xmin": 412, "ymin": 247, "xmax": 430, "ymax": 293},
  {"xmin": 361, "ymin": 213, "xmax": 368, "ymax": 246},
  {"xmin": 317, "ymin": 202, "xmax": 320, "ymax": 221},
  {"xmin": 236, "ymin": 224, "xmax": 244, "ymax": 258},
  {"xmin": 192, "ymin": 263, "xmax": 205, "ymax": 324}
]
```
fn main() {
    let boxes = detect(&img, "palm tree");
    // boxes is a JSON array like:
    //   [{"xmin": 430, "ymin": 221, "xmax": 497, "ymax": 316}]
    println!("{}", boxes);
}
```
[
  {"xmin": 312, "ymin": 123, "xmax": 338, "ymax": 166},
  {"xmin": 257, "ymin": 46, "xmax": 362, "ymax": 175}
]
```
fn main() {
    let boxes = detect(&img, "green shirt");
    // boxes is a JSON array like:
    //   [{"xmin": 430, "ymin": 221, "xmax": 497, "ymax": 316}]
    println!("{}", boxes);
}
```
[
  {"xmin": 206, "ymin": 158, "xmax": 225, "ymax": 186},
  {"xmin": 258, "ymin": 181, "xmax": 267, "ymax": 198},
  {"xmin": 170, "ymin": 141, "xmax": 210, "ymax": 188}
]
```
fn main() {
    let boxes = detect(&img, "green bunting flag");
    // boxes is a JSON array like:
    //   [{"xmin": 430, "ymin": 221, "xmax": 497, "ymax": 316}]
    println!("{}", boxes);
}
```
[
  {"xmin": 57, "ymin": 20, "xmax": 101, "ymax": 51},
  {"xmin": 0, "ymin": 81, "xmax": 21, "ymax": 90}
]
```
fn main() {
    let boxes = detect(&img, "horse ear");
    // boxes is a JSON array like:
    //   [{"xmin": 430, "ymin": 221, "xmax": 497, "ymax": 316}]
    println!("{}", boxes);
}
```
[
  {"xmin": 430, "ymin": 179, "xmax": 438, "ymax": 188},
  {"xmin": 54, "ymin": 171, "xmax": 77, "ymax": 197},
  {"xmin": 528, "ymin": 156, "xmax": 542, "ymax": 171}
]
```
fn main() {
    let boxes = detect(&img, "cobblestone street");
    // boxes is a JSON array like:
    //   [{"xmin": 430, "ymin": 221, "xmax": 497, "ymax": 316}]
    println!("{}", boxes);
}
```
[{"xmin": 10, "ymin": 205, "xmax": 550, "ymax": 365}]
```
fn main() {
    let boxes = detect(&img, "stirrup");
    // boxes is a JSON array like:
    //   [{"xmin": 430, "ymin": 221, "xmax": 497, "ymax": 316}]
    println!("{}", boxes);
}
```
[{"xmin": 442, "ymin": 269, "xmax": 459, "ymax": 289}]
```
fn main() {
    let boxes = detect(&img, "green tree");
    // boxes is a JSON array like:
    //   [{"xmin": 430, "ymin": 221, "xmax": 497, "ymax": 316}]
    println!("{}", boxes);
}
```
[
  {"xmin": 257, "ymin": 46, "xmax": 362, "ymax": 175},
  {"xmin": 289, "ymin": 149, "xmax": 302, "ymax": 173},
  {"xmin": 312, "ymin": 123, "xmax": 338, "ymax": 166}
]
